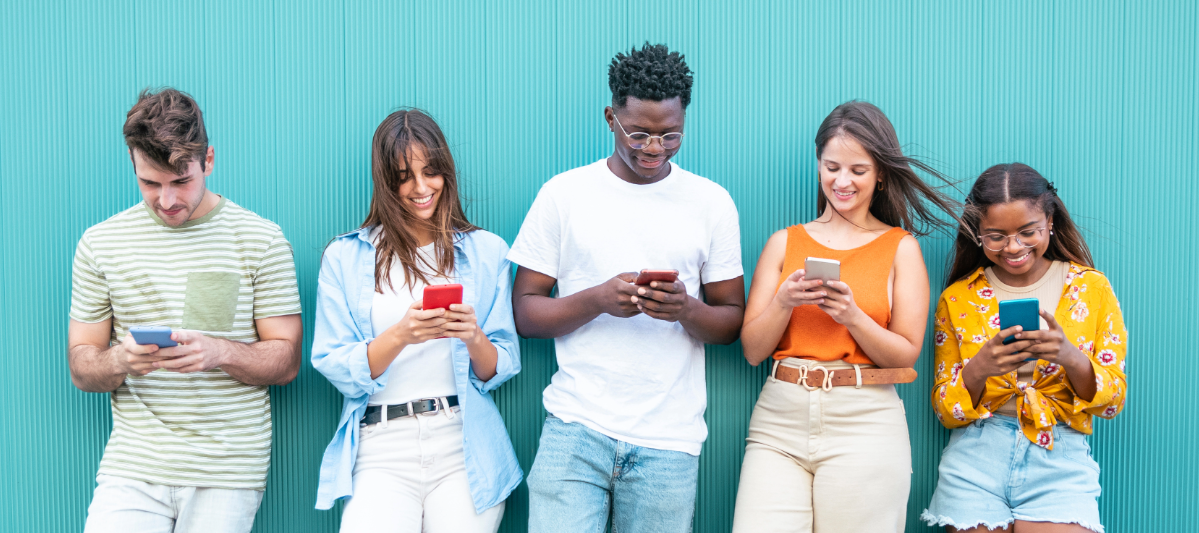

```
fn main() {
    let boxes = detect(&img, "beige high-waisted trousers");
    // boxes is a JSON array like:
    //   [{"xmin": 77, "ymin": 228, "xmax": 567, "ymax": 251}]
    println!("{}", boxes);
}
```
[{"xmin": 731, "ymin": 358, "xmax": 912, "ymax": 533}]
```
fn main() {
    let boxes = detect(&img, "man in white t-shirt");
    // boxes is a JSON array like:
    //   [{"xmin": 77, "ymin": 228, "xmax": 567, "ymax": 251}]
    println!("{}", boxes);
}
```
[{"xmin": 508, "ymin": 43, "xmax": 745, "ymax": 533}]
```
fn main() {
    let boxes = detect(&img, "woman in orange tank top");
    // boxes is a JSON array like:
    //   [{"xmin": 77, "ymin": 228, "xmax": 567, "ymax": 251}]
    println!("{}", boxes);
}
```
[{"xmin": 731, "ymin": 101, "xmax": 960, "ymax": 533}]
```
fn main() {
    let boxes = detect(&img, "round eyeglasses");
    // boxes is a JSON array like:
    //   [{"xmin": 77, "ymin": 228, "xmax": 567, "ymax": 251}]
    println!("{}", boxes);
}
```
[
  {"xmin": 977, "ymin": 227, "xmax": 1046, "ymax": 252},
  {"xmin": 612, "ymin": 114, "xmax": 684, "ymax": 150}
]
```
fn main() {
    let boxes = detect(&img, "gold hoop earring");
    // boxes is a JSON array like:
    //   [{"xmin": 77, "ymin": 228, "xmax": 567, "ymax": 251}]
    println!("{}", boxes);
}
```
[{"xmin": 877, "ymin": 181, "xmax": 884, "ymax": 191}]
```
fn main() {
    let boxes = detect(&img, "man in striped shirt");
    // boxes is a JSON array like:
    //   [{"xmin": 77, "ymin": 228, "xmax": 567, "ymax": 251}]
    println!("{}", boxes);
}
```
[{"xmin": 67, "ymin": 88, "xmax": 303, "ymax": 533}]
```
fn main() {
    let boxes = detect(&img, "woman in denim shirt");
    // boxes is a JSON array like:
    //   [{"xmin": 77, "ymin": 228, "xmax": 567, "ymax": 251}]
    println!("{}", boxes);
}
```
[{"xmin": 311, "ymin": 109, "xmax": 521, "ymax": 532}]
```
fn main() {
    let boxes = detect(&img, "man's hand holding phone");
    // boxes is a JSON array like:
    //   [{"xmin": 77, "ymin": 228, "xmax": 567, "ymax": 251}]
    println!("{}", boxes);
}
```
[
  {"xmin": 633, "ymin": 276, "xmax": 690, "ymax": 322},
  {"xmin": 113, "ymin": 333, "xmax": 181, "ymax": 376},
  {"xmin": 593, "ymin": 273, "xmax": 643, "ymax": 318},
  {"xmin": 151, "ymin": 330, "xmax": 230, "ymax": 374}
]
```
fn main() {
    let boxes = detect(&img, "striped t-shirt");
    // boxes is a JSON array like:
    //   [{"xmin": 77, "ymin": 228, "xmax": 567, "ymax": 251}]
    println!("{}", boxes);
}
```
[{"xmin": 70, "ymin": 197, "xmax": 301, "ymax": 490}]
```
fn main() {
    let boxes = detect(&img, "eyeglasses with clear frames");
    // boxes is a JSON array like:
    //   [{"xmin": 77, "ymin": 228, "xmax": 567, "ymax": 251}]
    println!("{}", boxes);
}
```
[
  {"xmin": 612, "ymin": 114, "xmax": 684, "ymax": 150},
  {"xmin": 977, "ymin": 226, "xmax": 1047, "ymax": 252}
]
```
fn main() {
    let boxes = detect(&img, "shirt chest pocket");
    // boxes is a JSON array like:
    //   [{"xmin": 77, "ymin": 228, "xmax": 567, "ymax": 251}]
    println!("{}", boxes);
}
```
[{"xmin": 182, "ymin": 271, "xmax": 243, "ymax": 332}]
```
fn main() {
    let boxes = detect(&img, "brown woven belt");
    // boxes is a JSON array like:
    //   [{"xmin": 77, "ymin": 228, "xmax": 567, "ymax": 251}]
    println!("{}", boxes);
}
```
[{"xmin": 773, "ymin": 361, "xmax": 917, "ymax": 391}]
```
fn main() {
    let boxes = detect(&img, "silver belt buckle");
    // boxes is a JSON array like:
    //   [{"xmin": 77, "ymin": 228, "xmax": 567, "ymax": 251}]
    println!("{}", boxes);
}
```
[{"xmin": 417, "ymin": 398, "xmax": 441, "ymax": 417}]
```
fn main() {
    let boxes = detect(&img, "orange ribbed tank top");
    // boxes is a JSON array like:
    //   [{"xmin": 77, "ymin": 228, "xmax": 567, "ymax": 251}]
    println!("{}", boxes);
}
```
[{"xmin": 773, "ymin": 225, "xmax": 909, "ymax": 365}]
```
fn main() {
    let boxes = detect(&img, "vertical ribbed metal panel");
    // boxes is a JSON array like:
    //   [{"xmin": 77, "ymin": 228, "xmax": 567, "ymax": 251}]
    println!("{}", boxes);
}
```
[
  {"xmin": 261, "ymin": 1, "xmax": 347, "ymax": 531},
  {"xmin": 2, "ymin": 1, "xmax": 1197, "ymax": 531}
]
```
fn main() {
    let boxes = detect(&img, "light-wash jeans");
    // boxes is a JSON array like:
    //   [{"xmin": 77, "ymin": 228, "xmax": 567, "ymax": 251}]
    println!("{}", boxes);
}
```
[
  {"xmin": 527, "ymin": 415, "xmax": 700, "ymax": 533},
  {"xmin": 83, "ymin": 474, "xmax": 263, "ymax": 533},
  {"xmin": 340, "ymin": 405, "xmax": 505, "ymax": 533}
]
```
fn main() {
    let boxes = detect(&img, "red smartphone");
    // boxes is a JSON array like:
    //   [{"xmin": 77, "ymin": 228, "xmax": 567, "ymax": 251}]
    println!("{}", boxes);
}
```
[
  {"xmin": 422, "ymin": 283, "xmax": 463, "ymax": 310},
  {"xmin": 634, "ymin": 269, "xmax": 679, "ymax": 286}
]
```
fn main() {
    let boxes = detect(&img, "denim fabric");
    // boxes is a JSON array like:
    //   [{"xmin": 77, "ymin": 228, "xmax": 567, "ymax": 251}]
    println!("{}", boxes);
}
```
[
  {"xmin": 922, "ymin": 415, "xmax": 1104, "ymax": 532},
  {"xmin": 83, "ymin": 474, "xmax": 262, "ymax": 533},
  {"xmin": 527, "ymin": 416, "xmax": 699, "ymax": 533},
  {"xmin": 311, "ymin": 227, "xmax": 522, "ymax": 513}
]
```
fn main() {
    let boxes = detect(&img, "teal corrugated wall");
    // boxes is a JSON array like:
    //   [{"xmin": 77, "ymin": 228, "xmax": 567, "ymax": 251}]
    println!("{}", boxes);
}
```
[{"xmin": 1, "ymin": 1, "xmax": 1195, "ymax": 531}]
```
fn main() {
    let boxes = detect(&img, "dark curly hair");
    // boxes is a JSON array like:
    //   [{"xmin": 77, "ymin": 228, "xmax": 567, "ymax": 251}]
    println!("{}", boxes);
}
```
[{"xmin": 608, "ymin": 43, "xmax": 693, "ymax": 109}]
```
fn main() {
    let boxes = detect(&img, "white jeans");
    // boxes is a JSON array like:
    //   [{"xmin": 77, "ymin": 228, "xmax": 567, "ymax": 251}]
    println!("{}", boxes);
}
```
[
  {"xmin": 340, "ymin": 405, "xmax": 505, "ymax": 533},
  {"xmin": 83, "ymin": 474, "xmax": 262, "ymax": 533}
]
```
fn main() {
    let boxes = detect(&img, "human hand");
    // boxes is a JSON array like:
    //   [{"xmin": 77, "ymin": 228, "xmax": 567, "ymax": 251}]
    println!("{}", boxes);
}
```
[
  {"xmin": 151, "ymin": 330, "xmax": 230, "ymax": 374},
  {"xmin": 113, "ymin": 333, "xmax": 181, "ymax": 376},
  {"xmin": 963, "ymin": 325, "xmax": 1037, "ymax": 381},
  {"xmin": 442, "ymin": 303, "xmax": 484, "ymax": 345},
  {"xmin": 633, "ymin": 278, "xmax": 690, "ymax": 322},
  {"xmin": 383, "ymin": 300, "xmax": 449, "ymax": 348},
  {"xmin": 1017, "ymin": 310, "xmax": 1085, "ymax": 367},
  {"xmin": 816, "ymin": 280, "xmax": 863, "ymax": 326},
  {"xmin": 594, "ymin": 273, "xmax": 643, "ymax": 318},
  {"xmin": 773, "ymin": 269, "xmax": 827, "ymax": 309}
]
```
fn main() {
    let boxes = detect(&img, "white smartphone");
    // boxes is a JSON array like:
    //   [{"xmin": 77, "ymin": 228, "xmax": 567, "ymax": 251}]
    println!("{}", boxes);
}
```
[{"xmin": 804, "ymin": 257, "xmax": 841, "ymax": 282}]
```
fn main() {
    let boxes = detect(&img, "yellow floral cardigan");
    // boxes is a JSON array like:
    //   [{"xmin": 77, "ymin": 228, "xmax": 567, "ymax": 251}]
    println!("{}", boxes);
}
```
[{"xmin": 930, "ymin": 263, "xmax": 1127, "ymax": 449}]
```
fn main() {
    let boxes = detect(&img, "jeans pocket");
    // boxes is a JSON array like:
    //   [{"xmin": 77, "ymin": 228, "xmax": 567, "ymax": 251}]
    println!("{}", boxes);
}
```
[
  {"xmin": 1058, "ymin": 429, "xmax": 1101, "ymax": 474},
  {"xmin": 182, "ymin": 271, "xmax": 241, "ymax": 332},
  {"xmin": 942, "ymin": 420, "xmax": 981, "ymax": 455}
]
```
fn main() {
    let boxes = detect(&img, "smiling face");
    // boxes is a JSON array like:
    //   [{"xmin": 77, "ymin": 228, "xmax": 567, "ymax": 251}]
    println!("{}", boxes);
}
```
[
  {"xmin": 605, "ymin": 96, "xmax": 685, "ymax": 183},
  {"xmin": 979, "ymin": 200, "xmax": 1054, "ymax": 283},
  {"xmin": 818, "ymin": 135, "xmax": 878, "ymax": 216},
  {"xmin": 133, "ymin": 147, "xmax": 214, "ymax": 227},
  {"xmin": 396, "ymin": 145, "xmax": 444, "ymax": 226}
]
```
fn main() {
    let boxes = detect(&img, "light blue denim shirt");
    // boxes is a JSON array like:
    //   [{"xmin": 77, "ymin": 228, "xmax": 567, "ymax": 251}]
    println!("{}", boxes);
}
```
[{"xmin": 311, "ymin": 226, "xmax": 522, "ymax": 512}]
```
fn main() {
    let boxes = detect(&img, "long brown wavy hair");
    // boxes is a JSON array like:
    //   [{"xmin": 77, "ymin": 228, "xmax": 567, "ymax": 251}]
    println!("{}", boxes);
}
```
[
  {"xmin": 814, "ymin": 101, "xmax": 960, "ymax": 236},
  {"xmin": 946, "ymin": 163, "xmax": 1093, "ymax": 287},
  {"xmin": 364, "ymin": 109, "xmax": 478, "ymax": 293}
]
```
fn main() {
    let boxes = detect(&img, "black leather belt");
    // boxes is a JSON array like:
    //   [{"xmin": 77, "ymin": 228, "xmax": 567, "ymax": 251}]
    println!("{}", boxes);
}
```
[{"xmin": 361, "ymin": 396, "xmax": 459, "ymax": 426}]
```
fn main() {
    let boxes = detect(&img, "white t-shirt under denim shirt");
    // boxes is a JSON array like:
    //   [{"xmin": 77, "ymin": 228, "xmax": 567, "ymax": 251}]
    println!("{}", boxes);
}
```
[
  {"xmin": 368, "ymin": 228, "xmax": 456, "ymax": 405},
  {"xmin": 507, "ymin": 159, "xmax": 743, "ymax": 455}
]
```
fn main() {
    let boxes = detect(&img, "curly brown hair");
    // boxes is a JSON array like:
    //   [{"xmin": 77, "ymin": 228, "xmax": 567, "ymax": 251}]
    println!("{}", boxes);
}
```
[{"xmin": 123, "ymin": 88, "xmax": 208, "ymax": 174}]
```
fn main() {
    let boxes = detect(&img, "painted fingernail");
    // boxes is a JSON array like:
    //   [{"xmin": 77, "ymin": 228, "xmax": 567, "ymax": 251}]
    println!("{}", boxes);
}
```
[
  {"xmin": 631, "ymin": 296, "xmax": 638, "ymax": 303},
  {"xmin": 638, "ymin": 288, "xmax": 647, "ymax": 295}
]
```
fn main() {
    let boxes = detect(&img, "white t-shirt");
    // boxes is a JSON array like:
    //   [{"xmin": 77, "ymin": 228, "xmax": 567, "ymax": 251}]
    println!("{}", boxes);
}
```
[
  {"xmin": 507, "ymin": 159, "xmax": 743, "ymax": 455},
  {"xmin": 368, "ymin": 232, "xmax": 456, "ymax": 405}
]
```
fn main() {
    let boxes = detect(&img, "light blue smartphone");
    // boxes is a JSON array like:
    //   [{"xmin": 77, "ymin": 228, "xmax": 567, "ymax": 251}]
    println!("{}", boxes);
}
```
[{"xmin": 128, "ymin": 326, "xmax": 178, "ymax": 348}]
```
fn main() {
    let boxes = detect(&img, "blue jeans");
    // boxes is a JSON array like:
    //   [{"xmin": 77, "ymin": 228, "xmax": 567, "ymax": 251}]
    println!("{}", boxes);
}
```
[{"xmin": 527, "ymin": 416, "xmax": 699, "ymax": 533}]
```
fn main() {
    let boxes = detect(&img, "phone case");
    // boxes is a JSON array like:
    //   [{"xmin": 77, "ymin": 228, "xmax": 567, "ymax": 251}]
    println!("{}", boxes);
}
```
[
  {"xmin": 998, "ymin": 298, "xmax": 1041, "ymax": 345},
  {"xmin": 423, "ymin": 283, "xmax": 463, "ymax": 310},
  {"xmin": 128, "ymin": 326, "xmax": 178, "ymax": 347},
  {"xmin": 634, "ymin": 269, "xmax": 679, "ymax": 285},
  {"xmin": 804, "ymin": 257, "xmax": 841, "ymax": 282}
]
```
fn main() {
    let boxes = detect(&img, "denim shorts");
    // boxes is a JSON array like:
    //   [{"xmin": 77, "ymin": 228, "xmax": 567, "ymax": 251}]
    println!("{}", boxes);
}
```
[{"xmin": 921, "ymin": 415, "xmax": 1104, "ymax": 533}]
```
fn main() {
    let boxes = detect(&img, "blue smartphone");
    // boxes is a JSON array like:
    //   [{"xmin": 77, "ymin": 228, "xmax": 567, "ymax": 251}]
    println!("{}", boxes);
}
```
[
  {"xmin": 998, "ymin": 298, "xmax": 1040, "ymax": 362},
  {"xmin": 128, "ymin": 326, "xmax": 178, "ymax": 348}
]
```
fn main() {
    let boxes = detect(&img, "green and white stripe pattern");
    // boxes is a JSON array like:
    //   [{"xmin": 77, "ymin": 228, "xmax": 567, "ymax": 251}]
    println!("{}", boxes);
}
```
[{"xmin": 70, "ymin": 197, "xmax": 301, "ymax": 490}]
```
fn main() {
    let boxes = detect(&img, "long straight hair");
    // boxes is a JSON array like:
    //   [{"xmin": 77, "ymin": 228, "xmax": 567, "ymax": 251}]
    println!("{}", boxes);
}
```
[
  {"xmin": 364, "ymin": 109, "xmax": 478, "ymax": 293},
  {"xmin": 946, "ymin": 163, "xmax": 1093, "ymax": 287},
  {"xmin": 814, "ymin": 101, "xmax": 960, "ymax": 236}
]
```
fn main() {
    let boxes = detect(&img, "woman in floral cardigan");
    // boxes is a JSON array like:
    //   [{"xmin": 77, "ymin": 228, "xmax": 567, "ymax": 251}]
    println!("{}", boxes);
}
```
[{"xmin": 922, "ymin": 163, "xmax": 1127, "ymax": 533}]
